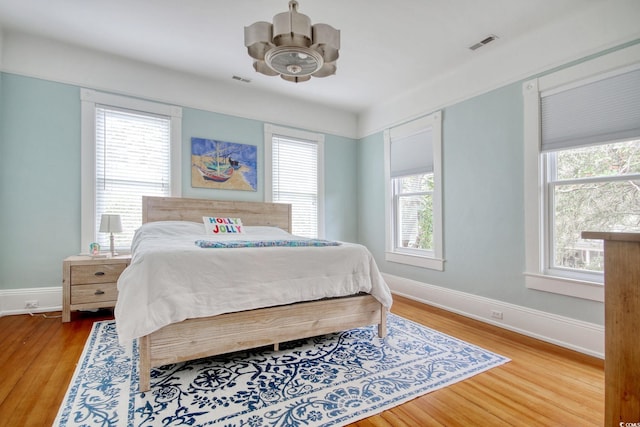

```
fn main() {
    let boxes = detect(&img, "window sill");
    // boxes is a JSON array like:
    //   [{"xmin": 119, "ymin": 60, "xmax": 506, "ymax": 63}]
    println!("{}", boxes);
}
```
[
  {"xmin": 524, "ymin": 273, "xmax": 603, "ymax": 302},
  {"xmin": 385, "ymin": 251, "xmax": 444, "ymax": 271}
]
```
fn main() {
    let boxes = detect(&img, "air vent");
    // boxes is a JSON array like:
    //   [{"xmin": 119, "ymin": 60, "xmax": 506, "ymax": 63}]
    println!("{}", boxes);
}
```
[
  {"xmin": 469, "ymin": 34, "xmax": 499, "ymax": 51},
  {"xmin": 232, "ymin": 75, "xmax": 252, "ymax": 83}
]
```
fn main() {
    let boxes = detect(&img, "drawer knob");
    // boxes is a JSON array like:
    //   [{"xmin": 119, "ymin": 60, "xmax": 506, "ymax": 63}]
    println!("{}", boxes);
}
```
[
  {"xmin": 94, "ymin": 271, "xmax": 105, "ymax": 276},
  {"xmin": 94, "ymin": 290, "xmax": 105, "ymax": 295}
]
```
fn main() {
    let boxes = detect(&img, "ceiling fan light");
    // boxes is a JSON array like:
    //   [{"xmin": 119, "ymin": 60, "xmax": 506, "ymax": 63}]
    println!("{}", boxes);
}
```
[
  {"xmin": 311, "ymin": 23, "xmax": 340, "ymax": 62},
  {"xmin": 244, "ymin": 0, "xmax": 340, "ymax": 82},
  {"xmin": 253, "ymin": 60, "xmax": 279, "ymax": 76},
  {"xmin": 281, "ymin": 74, "xmax": 311, "ymax": 83},
  {"xmin": 244, "ymin": 21, "xmax": 274, "ymax": 60},
  {"xmin": 272, "ymin": 2, "xmax": 312, "ymax": 47},
  {"xmin": 311, "ymin": 62, "xmax": 336, "ymax": 78},
  {"xmin": 265, "ymin": 46, "xmax": 323, "ymax": 76}
]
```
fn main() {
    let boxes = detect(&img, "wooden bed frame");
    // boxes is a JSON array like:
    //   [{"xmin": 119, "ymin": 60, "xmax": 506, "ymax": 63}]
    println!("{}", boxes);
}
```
[{"xmin": 136, "ymin": 196, "xmax": 387, "ymax": 391}]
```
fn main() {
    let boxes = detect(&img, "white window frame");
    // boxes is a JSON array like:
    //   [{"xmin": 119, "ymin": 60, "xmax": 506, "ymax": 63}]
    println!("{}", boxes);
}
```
[
  {"xmin": 384, "ymin": 111, "xmax": 444, "ymax": 271},
  {"xmin": 80, "ymin": 89, "xmax": 182, "ymax": 252},
  {"xmin": 264, "ymin": 123, "xmax": 325, "ymax": 238},
  {"xmin": 522, "ymin": 43, "xmax": 640, "ymax": 302}
]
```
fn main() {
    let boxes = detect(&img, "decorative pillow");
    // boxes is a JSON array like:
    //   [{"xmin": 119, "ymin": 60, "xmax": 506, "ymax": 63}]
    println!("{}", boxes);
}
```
[{"xmin": 203, "ymin": 217, "xmax": 244, "ymax": 234}]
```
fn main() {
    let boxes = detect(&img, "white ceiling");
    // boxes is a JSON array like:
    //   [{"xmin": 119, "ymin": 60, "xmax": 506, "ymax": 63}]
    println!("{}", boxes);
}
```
[{"xmin": 0, "ymin": 0, "xmax": 638, "ymax": 115}]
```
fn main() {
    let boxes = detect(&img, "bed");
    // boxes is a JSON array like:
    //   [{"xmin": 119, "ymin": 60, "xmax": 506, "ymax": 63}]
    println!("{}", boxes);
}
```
[{"xmin": 115, "ymin": 196, "xmax": 392, "ymax": 392}]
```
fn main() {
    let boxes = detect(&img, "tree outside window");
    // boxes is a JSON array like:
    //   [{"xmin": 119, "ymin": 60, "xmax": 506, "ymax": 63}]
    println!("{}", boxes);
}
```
[
  {"xmin": 395, "ymin": 173, "xmax": 434, "ymax": 251},
  {"xmin": 546, "ymin": 139, "xmax": 640, "ymax": 275}
]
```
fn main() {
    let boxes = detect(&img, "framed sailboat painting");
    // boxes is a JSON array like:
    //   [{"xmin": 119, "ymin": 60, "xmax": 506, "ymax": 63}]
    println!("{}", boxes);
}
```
[{"xmin": 191, "ymin": 137, "xmax": 258, "ymax": 191}]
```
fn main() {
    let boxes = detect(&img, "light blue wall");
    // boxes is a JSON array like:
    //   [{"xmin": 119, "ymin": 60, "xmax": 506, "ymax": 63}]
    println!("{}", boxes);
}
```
[
  {"xmin": 324, "ymin": 133, "xmax": 358, "ymax": 242},
  {"xmin": 0, "ymin": 74, "xmax": 81, "ymax": 290},
  {"xmin": 357, "ymin": 81, "xmax": 604, "ymax": 325},
  {"xmin": 0, "ymin": 73, "xmax": 358, "ymax": 291},
  {"xmin": 356, "ymin": 132, "xmax": 386, "ymax": 258}
]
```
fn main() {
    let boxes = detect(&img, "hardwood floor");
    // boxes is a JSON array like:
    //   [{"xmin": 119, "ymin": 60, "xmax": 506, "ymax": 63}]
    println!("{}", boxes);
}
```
[{"xmin": 0, "ymin": 295, "xmax": 604, "ymax": 426}]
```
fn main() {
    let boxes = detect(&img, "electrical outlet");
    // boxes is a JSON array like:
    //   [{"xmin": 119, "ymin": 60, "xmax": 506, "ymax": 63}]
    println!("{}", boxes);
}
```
[
  {"xmin": 491, "ymin": 310, "xmax": 503, "ymax": 320},
  {"xmin": 25, "ymin": 300, "xmax": 39, "ymax": 309}
]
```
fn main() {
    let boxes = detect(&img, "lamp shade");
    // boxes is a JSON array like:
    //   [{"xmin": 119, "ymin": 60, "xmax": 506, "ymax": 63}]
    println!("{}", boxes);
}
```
[{"xmin": 99, "ymin": 214, "xmax": 122, "ymax": 233}]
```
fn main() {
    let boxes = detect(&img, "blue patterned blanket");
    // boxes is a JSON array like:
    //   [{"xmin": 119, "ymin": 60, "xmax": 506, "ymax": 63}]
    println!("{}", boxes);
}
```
[{"xmin": 195, "ymin": 239, "xmax": 341, "ymax": 248}]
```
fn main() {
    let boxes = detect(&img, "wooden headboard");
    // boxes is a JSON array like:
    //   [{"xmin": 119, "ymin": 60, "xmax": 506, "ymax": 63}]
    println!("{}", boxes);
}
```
[{"xmin": 142, "ymin": 196, "xmax": 292, "ymax": 233}]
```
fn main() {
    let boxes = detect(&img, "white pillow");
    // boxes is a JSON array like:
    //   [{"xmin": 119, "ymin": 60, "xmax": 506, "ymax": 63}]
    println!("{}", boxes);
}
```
[
  {"xmin": 203, "ymin": 216, "xmax": 245, "ymax": 235},
  {"xmin": 137, "ymin": 221, "xmax": 204, "ymax": 237}
]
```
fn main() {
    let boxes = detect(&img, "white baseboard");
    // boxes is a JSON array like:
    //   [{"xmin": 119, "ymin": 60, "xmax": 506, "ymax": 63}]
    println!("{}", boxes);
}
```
[
  {"xmin": 0, "ymin": 286, "xmax": 62, "ymax": 316},
  {"xmin": 384, "ymin": 273, "xmax": 604, "ymax": 359},
  {"xmin": 2, "ymin": 279, "xmax": 605, "ymax": 358}
]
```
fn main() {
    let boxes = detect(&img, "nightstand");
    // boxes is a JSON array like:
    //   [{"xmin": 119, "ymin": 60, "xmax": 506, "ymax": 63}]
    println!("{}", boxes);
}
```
[{"xmin": 62, "ymin": 255, "xmax": 131, "ymax": 322}]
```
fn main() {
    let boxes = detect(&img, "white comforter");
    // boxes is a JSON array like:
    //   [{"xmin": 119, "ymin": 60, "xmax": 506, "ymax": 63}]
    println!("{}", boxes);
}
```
[{"xmin": 115, "ymin": 221, "xmax": 393, "ymax": 344}]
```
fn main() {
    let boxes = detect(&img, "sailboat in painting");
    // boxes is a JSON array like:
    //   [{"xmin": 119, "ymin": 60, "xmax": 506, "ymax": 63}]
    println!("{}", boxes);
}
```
[
  {"xmin": 194, "ymin": 164, "xmax": 234, "ymax": 182},
  {"xmin": 197, "ymin": 145, "xmax": 235, "ymax": 182}
]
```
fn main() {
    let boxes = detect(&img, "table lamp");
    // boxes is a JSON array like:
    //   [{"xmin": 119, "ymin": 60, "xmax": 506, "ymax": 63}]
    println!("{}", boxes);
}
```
[{"xmin": 99, "ymin": 214, "xmax": 122, "ymax": 256}]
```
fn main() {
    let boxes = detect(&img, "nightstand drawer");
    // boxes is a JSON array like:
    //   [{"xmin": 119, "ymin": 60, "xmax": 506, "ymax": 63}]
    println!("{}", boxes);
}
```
[
  {"xmin": 70, "ymin": 282, "xmax": 118, "ymax": 305},
  {"xmin": 62, "ymin": 254, "xmax": 130, "ymax": 322},
  {"xmin": 70, "ymin": 263, "xmax": 127, "ymax": 285}
]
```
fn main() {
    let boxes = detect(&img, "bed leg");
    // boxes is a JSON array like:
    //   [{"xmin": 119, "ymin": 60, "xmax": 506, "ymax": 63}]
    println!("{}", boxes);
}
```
[
  {"xmin": 378, "ymin": 308, "xmax": 387, "ymax": 338},
  {"xmin": 274, "ymin": 343, "xmax": 280, "ymax": 351},
  {"xmin": 139, "ymin": 335, "xmax": 151, "ymax": 392}
]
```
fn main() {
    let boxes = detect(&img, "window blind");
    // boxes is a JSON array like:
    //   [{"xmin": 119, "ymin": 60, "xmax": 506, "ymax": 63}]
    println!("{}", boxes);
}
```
[
  {"xmin": 390, "ymin": 119, "xmax": 433, "ymax": 178},
  {"xmin": 541, "ymin": 67, "xmax": 640, "ymax": 152},
  {"xmin": 271, "ymin": 135, "xmax": 318, "ymax": 238},
  {"xmin": 95, "ymin": 105, "xmax": 171, "ymax": 249}
]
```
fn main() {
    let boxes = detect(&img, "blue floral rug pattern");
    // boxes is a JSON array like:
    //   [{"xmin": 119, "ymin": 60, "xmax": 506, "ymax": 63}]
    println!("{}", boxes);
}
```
[{"xmin": 54, "ymin": 314, "xmax": 509, "ymax": 426}]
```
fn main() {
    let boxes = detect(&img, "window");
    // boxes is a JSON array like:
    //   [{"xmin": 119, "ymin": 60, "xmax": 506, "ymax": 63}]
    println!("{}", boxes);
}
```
[
  {"xmin": 394, "ymin": 173, "xmax": 435, "ymax": 252},
  {"xmin": 264, "ymin": 124, "xmax": 324, "ymax": 238},
  {"xmin": 523, "ymin": 44, "xmax": 640, "ymax": 301},
  {"xmin": 543, "ymin": 140, "xmax": 640, "ymax": 282},
  {"xmin": 81, "ymin": 89, "xmax": 182, "ymax": 252},
  {"xmin": 384, "ymin": 111, "xmax": 443, "ymax": 270}
]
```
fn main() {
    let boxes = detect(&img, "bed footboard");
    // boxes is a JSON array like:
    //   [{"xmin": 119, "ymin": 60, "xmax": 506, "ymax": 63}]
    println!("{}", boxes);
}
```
[{"xmin": 138, "ymin": 295, "xmax": 386, "ymax": 392}]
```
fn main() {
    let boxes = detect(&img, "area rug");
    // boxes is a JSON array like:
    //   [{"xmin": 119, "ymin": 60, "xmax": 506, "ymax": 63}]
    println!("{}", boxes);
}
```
[{"xmin": 54, "ymin": 313, "xmax": 509, "ymax": 426}]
